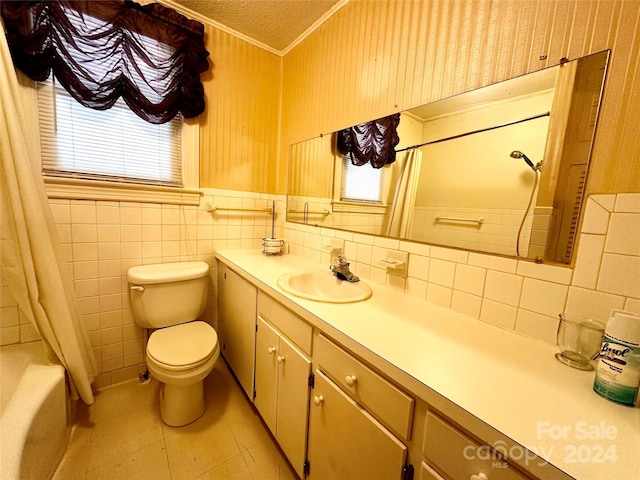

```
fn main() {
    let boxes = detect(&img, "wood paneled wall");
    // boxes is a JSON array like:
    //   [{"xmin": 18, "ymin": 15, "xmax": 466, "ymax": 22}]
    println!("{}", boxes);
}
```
[
  {"xmin": 199, "ymin": 24, "xmax": 281, "ymax": 193},
  {"xmin": 280, "ymin": 0, "xmax": 640, "ymax": 196},
  {"xmin": 288, "ymin": 135, "xmax": 335, "ymax": 198}
]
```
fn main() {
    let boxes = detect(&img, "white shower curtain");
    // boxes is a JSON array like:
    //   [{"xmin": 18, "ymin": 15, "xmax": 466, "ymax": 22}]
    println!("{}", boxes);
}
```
[
  {"xmin": 0, "ymin": 25, "xmax": 97, "ymax": 404},
  {"xmin": 386, "ymin": 149, "xmax": 422, "ymax": 238}
]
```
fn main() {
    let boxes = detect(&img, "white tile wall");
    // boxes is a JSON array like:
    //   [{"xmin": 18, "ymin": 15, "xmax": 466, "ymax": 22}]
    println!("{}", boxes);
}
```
[
  {"xmin": 484, "ymin": 271, "xmax": 523, "ymax": 306},
  {"xmin": 453, "ymin": 264, "xmax": 486, "ymax": 296},
  {"xmin": 615, "ymin": 193, "xmax": 640, "ymax": 212},
  {"xmin": 285, "ymin": 192, "xmax": 640, "ymax": 345},
  {"xmin": 407, "ymin": 254, "xmax": 430, "ymax": 281},
  {"xmin": 529, "ymin": 206, "xmax": 553, "ymax": 260},
  {"xmin": 426, "ymin": 283, "xmax": 453, "ymax": 307},
  {"xmin": 410, "ymin": 205, "xmax": 534, "ymax": 257},
  {"xmin": 468, "ymin": 252, "xmax": 517, "ymax": 273},
  {"xmin": 405, "ymin": 277, "xmax": 428, "ymax": 299},
  {"xmin": 428, "ymin": 258, "xmax": 456, "ymax": 287},
  {"xmin": 598, "ymin": 253, "xmax": 640, "ymax": 298},
  {"xmin": 519, "ymin": 278, "xmax": 568, "ymax": 318},
  {"xmin": 515, "ymin": 310, "xmax": 558, "ymax": 344},
  {"xmin": 0, "ymin": 188, "xmax": 283, "ymax": 388},
  {"xmin": 515, "ymin": 260, "xmax": 573, "ymax": 284},
  {"xmin": 480, "ymin": 299, "xmax": 518, "ymax": 330},
  {"xmin": 451, "ymin": 290, "xmax": 482, "ymax": 318},
  {"xmin": 0, "ymin": 273, "xmax": 39, "ymax": 346},
  {"xmin": 565, "ymin": 287, "xmax": 626, "ymax": 320},
  {"xmin": 287, "ymin": 195, "xmax": 386, "ymax": 235},
  {"xmin": 581, "ymin": 196, "xmax": 612, "ymax": 234},
  {"xmin": 571, "ymin": 234, "xmax": 606, "ymax": 289},
  {"xmin": 2, "ymin": 191, "xmax": 639, "ymax": 387},
  {"xmin": 604, "ymin": 213, "xmax": 640, "ymax": 255}
]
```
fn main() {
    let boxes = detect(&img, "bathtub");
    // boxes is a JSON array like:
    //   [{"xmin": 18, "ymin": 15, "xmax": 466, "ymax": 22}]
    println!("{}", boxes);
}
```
[{"xmin": 0, "ymin": 341, "xmax": 68, "ymax": 480}]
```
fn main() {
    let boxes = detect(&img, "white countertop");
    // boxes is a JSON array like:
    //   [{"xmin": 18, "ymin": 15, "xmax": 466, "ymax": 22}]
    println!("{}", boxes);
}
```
[{"xmin": 215, "ymin": 250, "xmax": 640, "ymax": 480}]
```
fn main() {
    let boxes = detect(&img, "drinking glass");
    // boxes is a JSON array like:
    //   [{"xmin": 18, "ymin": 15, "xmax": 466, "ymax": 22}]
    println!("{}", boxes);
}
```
[{"xmin": 555, "ymin": 314, "xmax": 605, "ymax": 370}]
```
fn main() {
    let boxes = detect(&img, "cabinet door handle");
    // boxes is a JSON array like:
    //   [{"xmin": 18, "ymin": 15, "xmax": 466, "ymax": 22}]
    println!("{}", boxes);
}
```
[
  {"xmin": 267, "ymin": 346, "xmax": 277, "ymax": 354},
  {"xmin": 470, "ymin": 474, "xmax": 489, "ymax": 480},
  {"xmin": 313, "ymin": 395, "xmax": 324, "ymax": 406},
  {"xmin": 277, "ymin": 355, "xmax": 285, "ymax": 363},
  {"xmin": 345, "ymin": 375, "xmax": 357, "ymax": 387}
]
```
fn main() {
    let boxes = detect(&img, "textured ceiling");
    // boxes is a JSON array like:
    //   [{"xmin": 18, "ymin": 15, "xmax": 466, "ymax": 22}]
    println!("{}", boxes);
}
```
[{"xmin": 171, "ymin": 0, "xmax": 341, "ymax": 52}]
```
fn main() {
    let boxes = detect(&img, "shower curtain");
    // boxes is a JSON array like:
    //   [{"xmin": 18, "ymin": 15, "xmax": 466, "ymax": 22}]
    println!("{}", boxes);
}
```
[
  {"xmin": 386, "ymin": 149, "xmax": 422, "ymax": 238},
  {"xmin": 0, "ymin": 25, "xmax": 97, "ymax": 404}
]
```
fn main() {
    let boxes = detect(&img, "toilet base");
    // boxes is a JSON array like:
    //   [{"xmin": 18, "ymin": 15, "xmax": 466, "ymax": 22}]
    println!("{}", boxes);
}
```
[{"xmin": 159, "ymin": 381, "xmax": 206, "ymax": 427}]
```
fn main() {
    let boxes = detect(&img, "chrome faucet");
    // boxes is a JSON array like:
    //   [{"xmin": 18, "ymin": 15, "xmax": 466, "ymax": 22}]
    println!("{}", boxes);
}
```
[{"xmin": 330, "ymin": 254, "xmax": 359, "ymax": 283}]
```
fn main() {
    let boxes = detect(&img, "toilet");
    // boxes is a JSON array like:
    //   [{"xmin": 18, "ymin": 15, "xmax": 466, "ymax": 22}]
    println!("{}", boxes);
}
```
[{"xmin": 127, "ymin": 261, "xmax": 219, "ymax": 427}]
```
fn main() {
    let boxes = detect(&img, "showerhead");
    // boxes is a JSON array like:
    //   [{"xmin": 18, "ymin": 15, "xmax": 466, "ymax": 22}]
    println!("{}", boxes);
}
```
[{"xmin": 510, "ymin": 150, "xmax": 536, "ymax": 170}]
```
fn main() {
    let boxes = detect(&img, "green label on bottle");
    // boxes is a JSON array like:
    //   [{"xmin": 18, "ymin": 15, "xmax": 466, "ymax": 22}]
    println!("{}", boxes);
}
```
[{"xmin": 593, "ymin": 336, "xmax": 640, "ymax": 406}]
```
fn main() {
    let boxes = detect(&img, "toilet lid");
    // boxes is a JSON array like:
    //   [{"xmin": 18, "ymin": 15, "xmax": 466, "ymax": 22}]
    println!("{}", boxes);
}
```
[{"xmin": 147, "ymin": 321, "xmax": 218, "ymax": 368}]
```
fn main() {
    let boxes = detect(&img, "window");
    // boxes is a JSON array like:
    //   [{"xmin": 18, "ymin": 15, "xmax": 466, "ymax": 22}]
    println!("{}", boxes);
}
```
[
  {"xmin": 4, "ymin": 1, "xmax": 204, "ymax": 204},
  {"xmin": 37, "ymin": 77, "xmax": 183, "ymax": 188},
  {"xmin": 341, "ymin": 155, "xmax": 384, "ymax": 203}
]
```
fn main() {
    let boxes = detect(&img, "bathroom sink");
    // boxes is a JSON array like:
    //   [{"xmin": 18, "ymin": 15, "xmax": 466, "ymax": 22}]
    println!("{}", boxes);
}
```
[{"xmin": 277, "ymin": 270, "xmax": 372, "ymax": 303}]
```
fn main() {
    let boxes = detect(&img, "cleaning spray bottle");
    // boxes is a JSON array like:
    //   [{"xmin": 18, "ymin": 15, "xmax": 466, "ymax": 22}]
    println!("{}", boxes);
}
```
[{"xmin": 593, "ymin": 309, "xmax": 640, "ymax": 406}]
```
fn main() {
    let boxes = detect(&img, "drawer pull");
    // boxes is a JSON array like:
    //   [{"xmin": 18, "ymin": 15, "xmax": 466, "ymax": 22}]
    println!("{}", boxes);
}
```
[
  {"xmin": 345, "ymin": 375, "xmax": 357, "ymax": 387},
  {"xmin": 267, "ymin": 346, "xmax": 277, "ymax": 354},
  {"xmin": 313, "ymin": 395, "xmax": 324, "ymax": 406},
  {"xmin": 277, "ymin": 355, "xmax": 286, "ymax": 364},
  {"xmin": 470, "ymin": 474, "xmax": 489, "ymax": 480}
]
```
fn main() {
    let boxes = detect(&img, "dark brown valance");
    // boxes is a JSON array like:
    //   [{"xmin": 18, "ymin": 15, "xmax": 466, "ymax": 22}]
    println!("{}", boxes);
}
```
[
  {"xmin": 337, "ymin": 113, "xmax": 401, "ymax": 168},
  {"xmin": 1, "ymin": 0, "xmax": 210, "ymax": 124}
]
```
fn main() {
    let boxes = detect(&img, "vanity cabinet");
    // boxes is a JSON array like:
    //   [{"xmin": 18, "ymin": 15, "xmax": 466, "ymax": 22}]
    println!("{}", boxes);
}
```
[
  {"xmin": 217, "ymin": 263, "xmax": 257, "ymax": 398},
  {"xmin": 214, "ymin": 253, "xmax": 593, "ymax": 480},
  {"xmin": 419, "ymin": 462, "xmax": 445, "ymax": 480},
  {"xmin": 306, "ymin": 334, "xmax": 414, "ymax": 480},
  {"xmin": 315, "ymin": 334, "xmax": 414, "ymax": 441},
  {"xmin": 421, "ymin": 410, "xmax": 573, "ymax": 480},
  {"xmin": 422, "ymin": 412, "xmax": 529, "ymax": 480},
  {"xmin": 307, "ymin": 370, "xmax": 408, "ymax": 480},
  {"xmin": 255, "ymin": 293, "xmax": 312, "ymax": 479}
]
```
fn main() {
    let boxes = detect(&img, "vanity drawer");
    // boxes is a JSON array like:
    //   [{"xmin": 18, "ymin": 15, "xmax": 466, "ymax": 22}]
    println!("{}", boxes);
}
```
[
  {"xmin": 315, "ymin": 334, "xmax": 414, "ymax": 440},
  {"xmin": 258, "ymin": 292, "xmax": 312, "ymax": 355},
  {"xmin": 424, "ymin": 412, "xmax": 529, "ymax": 480}
]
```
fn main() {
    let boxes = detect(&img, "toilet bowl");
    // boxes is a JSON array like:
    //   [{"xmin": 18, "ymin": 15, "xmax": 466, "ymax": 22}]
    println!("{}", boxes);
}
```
[
  {"xmin": 147, "ymin": 321, "xmax": 220, "ymax": 426},
  {"xmin": 127, "ymin": 261, "xmax": 219, "ymax": 427}
]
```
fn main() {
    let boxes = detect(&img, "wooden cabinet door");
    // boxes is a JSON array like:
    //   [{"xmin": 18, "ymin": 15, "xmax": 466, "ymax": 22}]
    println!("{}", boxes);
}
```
[
  {"xmin": 276, "ymin": 334, "xmax": 312, "ymax": 479},
  {"xmin": 307, "ymin": 371, "xmax": 407, "ymax": 480},
  {"xmin": 420, "ymin": 462, "xmax": 446, "ymax": 480},
  {"xmin": 254, "ymin": 316, "xmax": 280, "ymax": 435},
  {"xmin": 217, "ymin": 265, "xmax": 257, "ymax": 398}
]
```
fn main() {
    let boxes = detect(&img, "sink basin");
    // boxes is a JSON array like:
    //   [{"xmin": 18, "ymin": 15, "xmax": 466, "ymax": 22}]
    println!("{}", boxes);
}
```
[{"xmin": 277, "ymin": 270, "xmax": 372, "ymax": 303}]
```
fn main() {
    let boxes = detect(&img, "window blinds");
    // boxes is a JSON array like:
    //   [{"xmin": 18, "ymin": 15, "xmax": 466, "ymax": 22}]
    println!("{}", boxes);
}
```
[
  {"xmin": 341, "ymin": 155, "xmax": 383, "ymax": 203},
  {"xmin": 37, "ymin": 79, "xmax": 182, "ymax": 187}
]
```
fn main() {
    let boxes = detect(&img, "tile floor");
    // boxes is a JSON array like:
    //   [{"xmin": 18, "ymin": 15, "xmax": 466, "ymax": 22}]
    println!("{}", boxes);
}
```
[{"xmin": 52, "ymin": 360, "xmax": 298, "ymax": 480}]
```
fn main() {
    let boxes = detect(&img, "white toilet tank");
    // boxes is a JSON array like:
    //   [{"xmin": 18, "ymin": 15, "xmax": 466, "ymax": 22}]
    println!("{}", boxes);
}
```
[{"xmin": 128, "ymin": 261, "xmax": 210, "ymax": 329}]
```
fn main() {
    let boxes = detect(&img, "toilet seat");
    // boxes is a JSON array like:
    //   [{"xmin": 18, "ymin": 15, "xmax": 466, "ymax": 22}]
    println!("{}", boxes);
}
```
[{"xmin": 147, "ymin": 321, "xmax": 218, "ymax": 372}]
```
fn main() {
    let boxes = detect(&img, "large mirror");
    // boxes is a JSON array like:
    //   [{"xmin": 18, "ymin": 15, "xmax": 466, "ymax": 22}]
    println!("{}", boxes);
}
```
[{"xmin": 286, "ymin": 50, "xmax": 609, "ymax": 264}]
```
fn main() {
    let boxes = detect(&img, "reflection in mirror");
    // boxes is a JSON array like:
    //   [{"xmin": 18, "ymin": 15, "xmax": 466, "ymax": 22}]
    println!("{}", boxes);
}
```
[{"xmin": 287, "ymin": 51, "xmax": 609, "ymax": 265}]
